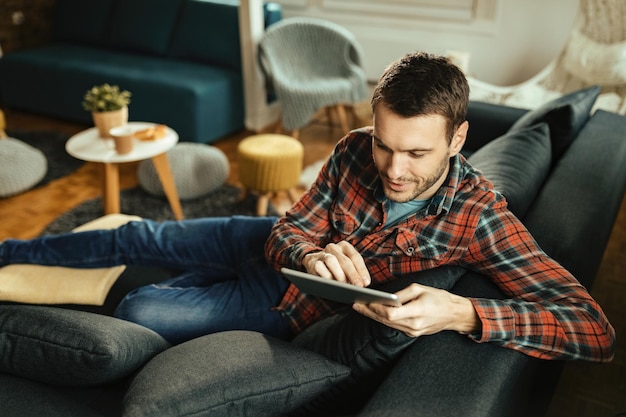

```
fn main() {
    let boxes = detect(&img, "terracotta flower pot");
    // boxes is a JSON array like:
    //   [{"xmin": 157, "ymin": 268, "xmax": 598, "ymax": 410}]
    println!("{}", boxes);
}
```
[{"xmin": 92, "ymin": 106, "xmax": 128, "ymax": 138}]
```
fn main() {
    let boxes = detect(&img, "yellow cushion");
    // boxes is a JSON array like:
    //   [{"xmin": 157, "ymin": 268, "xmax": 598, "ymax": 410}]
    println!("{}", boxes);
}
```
[
  {"xmin": 0, "ymin": 214, "xmax": 141, "ymax": 305},
  {"xmin": 238, "ymin": 134, "xmax": 303, "ymax": 192}
]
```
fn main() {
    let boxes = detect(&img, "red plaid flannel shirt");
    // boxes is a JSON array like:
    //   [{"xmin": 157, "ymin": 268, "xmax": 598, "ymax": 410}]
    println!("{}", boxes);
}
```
[{"xmin": 265, "ymin": 128, "xmax": 615, "ymax": 362}]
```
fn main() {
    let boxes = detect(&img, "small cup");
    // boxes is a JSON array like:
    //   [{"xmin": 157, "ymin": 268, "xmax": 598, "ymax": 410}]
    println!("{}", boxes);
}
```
[{"xmin": 109, "ymin": 125, "xmax": 135, "ymax": 155}]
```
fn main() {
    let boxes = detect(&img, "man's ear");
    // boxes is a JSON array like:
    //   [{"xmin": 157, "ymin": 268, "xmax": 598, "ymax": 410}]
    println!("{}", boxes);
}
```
[{"xmin": 450, "ymin": 121, "xmax": 468, "ymax": 156}]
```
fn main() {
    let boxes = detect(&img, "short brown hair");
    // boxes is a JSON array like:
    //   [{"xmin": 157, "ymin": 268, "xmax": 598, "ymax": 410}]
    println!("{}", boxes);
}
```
[{"xmin": 371, "ymin": 51, "xmax": 469, "ymax": 141}]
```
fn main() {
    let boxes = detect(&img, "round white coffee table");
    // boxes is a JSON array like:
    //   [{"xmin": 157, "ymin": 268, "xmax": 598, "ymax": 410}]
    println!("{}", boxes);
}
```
[{"xmin": 66, "ymin": 122, "xmax": 184, "ymax": 220}]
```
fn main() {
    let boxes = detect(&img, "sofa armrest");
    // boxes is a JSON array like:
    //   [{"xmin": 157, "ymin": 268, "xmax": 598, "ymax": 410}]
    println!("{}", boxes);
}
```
[
  {"xmin": 464, "ymin": 101, "xmax": 528, "ymax": 152},
  {"xmin": 358, "ymin": 330, "xmax": 533, "ymax": 417},
  {"xmin": 524, "ymin": 110, "xmax": 626, "ymax": 288},
  {"xmin": 358, "ymin": 271, "xmax": 538, "ymax": 417}
]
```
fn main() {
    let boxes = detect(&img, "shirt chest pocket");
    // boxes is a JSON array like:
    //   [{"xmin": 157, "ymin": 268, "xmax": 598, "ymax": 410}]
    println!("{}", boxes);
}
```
[
  {"xmin": 329, "ymin": 203, "xmax": 379, "ymax": 237},
  {"xmin": 393, "ymin": 229, "xmax": 449, "ymax": 262},
  {"xmin": 330, "ymin": 206, "xmax": 360, "ymax": 237}
]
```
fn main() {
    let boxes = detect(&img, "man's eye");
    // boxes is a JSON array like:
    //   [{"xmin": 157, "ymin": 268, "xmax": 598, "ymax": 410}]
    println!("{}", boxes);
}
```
[
  {"xmin": 409, "ymin": 153, "xmax": 424, "ymax": 159},
  {"xmin": 376, "ymin": 142, "xmax": 391, "ymax": 152}
]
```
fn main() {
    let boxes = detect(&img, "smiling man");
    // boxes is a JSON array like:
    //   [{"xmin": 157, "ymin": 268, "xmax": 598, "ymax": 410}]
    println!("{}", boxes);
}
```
[{"xmin": 266, "ymin": 51, "xmax": 614, "ymax": 361}]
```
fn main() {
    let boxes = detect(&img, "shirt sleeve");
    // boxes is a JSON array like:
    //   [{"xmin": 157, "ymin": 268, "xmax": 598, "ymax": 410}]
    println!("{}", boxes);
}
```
[
  {"xmin": 464, "ymin": 197, "xmax": 615, "ymax": 362},
  {"xmin": 264, "ymin": 142, "xmax": 342, "ymax": 271}
]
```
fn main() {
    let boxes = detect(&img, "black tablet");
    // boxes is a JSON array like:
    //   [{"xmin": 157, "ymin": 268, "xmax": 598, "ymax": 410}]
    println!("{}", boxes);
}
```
[{"xmin": 281, "ymin": 267, "xmax": 401, "ymax": 306}]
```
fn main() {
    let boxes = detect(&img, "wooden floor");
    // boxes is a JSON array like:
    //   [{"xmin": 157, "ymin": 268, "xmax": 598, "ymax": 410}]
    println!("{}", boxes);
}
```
[{"xmin": 1, "ymin": 107, "xmax": 624, "ymax": 417}]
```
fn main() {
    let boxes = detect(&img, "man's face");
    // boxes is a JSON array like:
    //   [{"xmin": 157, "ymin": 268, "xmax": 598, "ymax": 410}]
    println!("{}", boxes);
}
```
[{"xmin": 372, "ymin": 105, "xmax": 467, "ymax": 203}]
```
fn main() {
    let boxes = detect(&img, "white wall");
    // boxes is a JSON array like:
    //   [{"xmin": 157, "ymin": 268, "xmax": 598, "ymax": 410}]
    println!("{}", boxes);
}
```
[{"xmin": 276, "ymin": 0, "xmax": 579, "ymax": 86}]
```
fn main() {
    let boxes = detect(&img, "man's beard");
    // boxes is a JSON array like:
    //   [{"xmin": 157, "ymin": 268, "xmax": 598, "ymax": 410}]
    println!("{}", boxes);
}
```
[{"xmin": 379, "ymin": 156, "xmax": 448, "ymax": 203}]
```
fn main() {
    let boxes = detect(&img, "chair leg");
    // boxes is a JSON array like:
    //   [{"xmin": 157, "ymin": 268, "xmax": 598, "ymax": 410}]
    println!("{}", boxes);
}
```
[
  {"xmin": 335, "ymin": 104, "xmax": 350, "ymax": 134},
  {"xmin": 238, "ymin": 186, "xmax": 248, "ymax": 201},
  {"xmin": 0, "ymin": 110, "xmax": 6, "ymax": 138},
  {"xmin": 274, "ymin": 119, "xmax": 283, "ymax": 134},
  {"xmin": 348, "ymin": 104, "xmax": 363, "ymax": 125},
  {"xmin": 287, "ymin": 188, "xmax": 301, "ymax": 204},
  {"xmin": 326, "ymin": 107, "xmax": 334, "ymax": 129},
  {"xmin": 256, "ymin": 192, "xmax": 272, "ymax": 216},
  {"xmin": 274, "ymin": 119, "xmax": 299, "ymax": 139}
]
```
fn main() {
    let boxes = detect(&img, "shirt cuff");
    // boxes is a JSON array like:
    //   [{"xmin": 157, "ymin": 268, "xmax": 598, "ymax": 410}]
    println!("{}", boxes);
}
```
[{"xmin": 468, "ymin": 298, "xmax": 517, "ymax": 343}]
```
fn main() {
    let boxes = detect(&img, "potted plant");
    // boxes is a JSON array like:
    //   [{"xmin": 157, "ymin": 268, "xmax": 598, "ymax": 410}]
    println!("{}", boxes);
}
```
[{"xmin": 82, "ymin": 83, "xmax": 131, "ymax": 138}]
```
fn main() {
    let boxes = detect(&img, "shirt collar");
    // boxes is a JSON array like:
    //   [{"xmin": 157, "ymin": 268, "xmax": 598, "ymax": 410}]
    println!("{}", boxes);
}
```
[{"xmin": 429, "ymin": 153, "xmax": 464, "ymax": 216}]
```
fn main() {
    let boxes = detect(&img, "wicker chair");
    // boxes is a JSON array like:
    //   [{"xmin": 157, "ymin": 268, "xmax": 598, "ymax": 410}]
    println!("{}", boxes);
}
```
[
  {"xmin": 258, "ymin": 17, "xmax": 369, "ymax": 138},
  {"xmin": 468, "ymin": 0, "xmax": 626, "ymax": 115}
]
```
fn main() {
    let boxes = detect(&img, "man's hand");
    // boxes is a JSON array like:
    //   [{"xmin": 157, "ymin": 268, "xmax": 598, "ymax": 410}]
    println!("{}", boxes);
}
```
[
  {"xmin": 302, "ymin": 241, "xmax": 371, "ymax": 287},
  {"xmin": 352, "ymin": 283, "xmax": 481, "ymax": 337}
]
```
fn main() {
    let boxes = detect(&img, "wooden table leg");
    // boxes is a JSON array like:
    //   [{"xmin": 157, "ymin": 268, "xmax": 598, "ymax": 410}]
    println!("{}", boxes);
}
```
[
  {"xmin": 151, "ymin": 152, "xmax": 184, "ymax": 220},
  {"xmin": 102, "ymin": 162, "xmax": 120, "ymax": 214}
]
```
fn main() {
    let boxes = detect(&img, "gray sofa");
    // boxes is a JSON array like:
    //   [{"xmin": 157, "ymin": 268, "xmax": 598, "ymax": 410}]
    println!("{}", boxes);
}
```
[
  {"xmin": 1, "ymin": 87, "xmax": 625, "ymax": 417},
  {"xmin": 0, "ymin": 0, "xmax": 281, "ymax": 143}
]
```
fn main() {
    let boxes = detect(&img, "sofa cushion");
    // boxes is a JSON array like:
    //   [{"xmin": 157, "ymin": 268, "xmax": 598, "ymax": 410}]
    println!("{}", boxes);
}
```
[
  {"xmin": 508, "ymin": 85, "xmax": 601, "ymax": 163},
  {"xmin": 468, "ymin": 123, "xmax": 551, "ymax": 218},
  {"xmin": 169, "ymin": 0, "xmax": 242, "ymax": 70},
  {"xmin": 53, "ymin": 0, "xmax": 114, "ymax": 46},
  {"xmin": 108, "ymin": 0, "xmax": 185, "ymax": 55},
  {"xmin": 464, "ymin": 100, "xmax": 528, "ymax": 152},
  {"xmin": 0, "ymin": 373, "xmax": 117, "ymax": 417},
  {"xmin": 0, "ymin": 305, "xmax": 170, "ymax": 386},
  {"xmin": 122, "ymin": 330, "xmax": 350, "ymax": 417}
]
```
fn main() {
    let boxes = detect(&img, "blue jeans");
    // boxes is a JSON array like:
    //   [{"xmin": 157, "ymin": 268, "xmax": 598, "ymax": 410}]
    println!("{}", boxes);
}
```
[{"xmin": 0, "ymin": 216, "xmax": 291, "ymax": 344}]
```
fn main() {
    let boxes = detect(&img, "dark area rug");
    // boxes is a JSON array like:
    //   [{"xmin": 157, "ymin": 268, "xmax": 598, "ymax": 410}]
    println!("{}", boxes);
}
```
[
  {"xmin": 41, "ymin": 184, "xmax": 279, "ymax": 235},
  {"xmin": 6, "ymin": 129, "xmax": 84, "ymax": 187}
]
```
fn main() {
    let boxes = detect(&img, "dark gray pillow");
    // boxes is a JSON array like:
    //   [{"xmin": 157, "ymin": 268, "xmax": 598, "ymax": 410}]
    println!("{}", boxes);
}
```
[
  {"xmin": 468, "ymin": 123, "xmax": 551, "ymax": 218},
  {"xmin": 122, "ymin": 330, "xmax": 350, "ymax": 417},
  {"xmin": 508, "ymin": 85, "xmax": 600, "ymax": 163},
  {"xmin": 0, "ymin": 305, "xmax": 170, "ymax": 386}
]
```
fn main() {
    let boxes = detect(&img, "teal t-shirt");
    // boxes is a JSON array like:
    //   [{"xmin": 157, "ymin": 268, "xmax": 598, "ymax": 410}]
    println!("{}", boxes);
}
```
[{"xmin": 385, "ymin": 198, "xmax": 429, "ymax": 228}]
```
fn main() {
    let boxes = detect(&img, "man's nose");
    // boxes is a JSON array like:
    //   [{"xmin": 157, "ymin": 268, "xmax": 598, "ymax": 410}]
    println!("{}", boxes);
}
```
[{"xmin": 385, "ymin": 154, "xmax": 405, "ymax": 179}]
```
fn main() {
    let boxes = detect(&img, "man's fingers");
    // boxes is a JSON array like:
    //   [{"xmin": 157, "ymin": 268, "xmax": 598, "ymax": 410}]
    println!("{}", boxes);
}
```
[
  {"xmin": 325, "ymin": 242, "xmax": 371, "ymax": 286},
  {"xmin": 315, "ymin": 253, "xmax": 346, "ymax": 282},
  {"xmin": 304, "ymin": 241, "xmax": 371, "ymax": 286}
]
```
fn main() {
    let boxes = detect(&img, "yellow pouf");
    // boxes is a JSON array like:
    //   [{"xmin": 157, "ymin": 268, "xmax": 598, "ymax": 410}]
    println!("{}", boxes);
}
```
[{"xmin": 237, "ymin": 134, "xmax": 304, "ymax": 215}]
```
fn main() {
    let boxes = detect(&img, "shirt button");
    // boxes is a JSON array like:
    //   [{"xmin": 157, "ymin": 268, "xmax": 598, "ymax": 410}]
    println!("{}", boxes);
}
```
[{"xmin": 407, "ymin": 247, "xmax": 415, "ymax": 255}]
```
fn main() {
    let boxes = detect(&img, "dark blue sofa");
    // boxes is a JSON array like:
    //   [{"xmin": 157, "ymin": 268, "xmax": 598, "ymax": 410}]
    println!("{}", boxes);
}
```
[{"xmin": 0, "ymin": 0, "xmax": 282, "ymax": 143}]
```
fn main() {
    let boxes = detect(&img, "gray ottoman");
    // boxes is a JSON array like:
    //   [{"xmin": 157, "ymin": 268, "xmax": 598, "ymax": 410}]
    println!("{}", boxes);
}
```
[
  {"xmin": 0, "ymin": 138, "xmax": 47, "ymax": 198},
  {"xmin": 138, "ymin": 143, "xmax": 229, "ymax": 200}
]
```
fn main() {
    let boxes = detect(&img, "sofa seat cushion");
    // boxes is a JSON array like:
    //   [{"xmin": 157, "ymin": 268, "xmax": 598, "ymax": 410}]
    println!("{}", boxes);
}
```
[
  {"xmin": 0, "ymin": 305, "xmax": 170, "ymax": 387},
  {"xmin": 122, "ymin": 330, "xmax": 350, "ymax": 417},
  {"xmin": 0, "ymin": 373, "xmax": 120, "ymax": 417},
  {"xmin": 468, "ymin": 123, "xmax": 552, "ymax": 218},
  {"xmin": 0, "ymin": 44, "xmax": 244, "ymax": 143}
]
